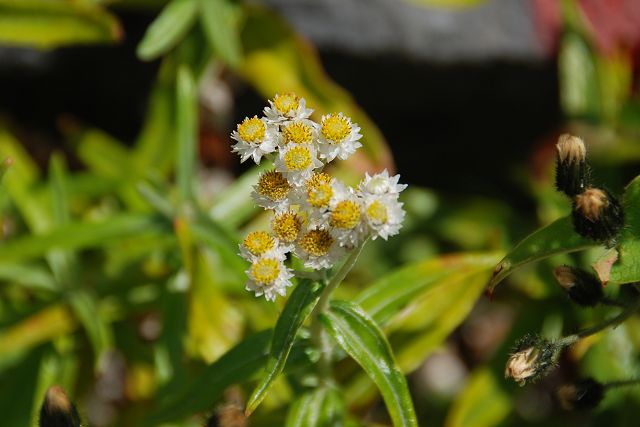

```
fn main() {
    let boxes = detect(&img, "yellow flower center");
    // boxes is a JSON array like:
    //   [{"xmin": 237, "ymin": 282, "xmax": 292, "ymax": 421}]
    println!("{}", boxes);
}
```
[
  {"xmin": 299, "ymin": 229, "xmax": 333, "ymax": 257},
  {"xmin": 321, "ymin": 113, "xmax": 351, "ymax": 143},
  {"xmin": 306, "ymin": 172, "xmax": 333, "ymax": 208},
  {"xmin": 237, "ymin": 116, "xmax": 266, "ymax": 144},
  {"xmin": 283, "ymin": 122, "xmax": 313, "ymax": 144},
  {"xmin": 272, "ymin": 212, "xmax": 302, "ymax": 243},
  {"xmin": 283, "ymin": 146, "xmax": 313, "ymax": 171},
  {"xmin": 273, "ymin": 93, "xmax": 300, "ymax": 115},
  {"xmin": 243, "ymin": 231, "xmax": 275, "ymax": 256},
  {"xmin": 331, "ymin": 200, "xmax": 361, "ymax": 229},
  {"xmin": 257, "ymin": 170, "xmax": 291, "ymax": 201},
  {"xmin": 250, "ymin": 258, "xmax": 281, "ymax": 285},
  {"xmin": 366, "ymin": 200, "xmax": 388, "ymax": 223}
]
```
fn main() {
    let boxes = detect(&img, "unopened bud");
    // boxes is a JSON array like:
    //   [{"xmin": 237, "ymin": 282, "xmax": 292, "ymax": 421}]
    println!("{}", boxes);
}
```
[
  {"xmin": 555, "ymin": 134, "xmax": 587, "ymax": 196},
  {"xmin": 557, "ymin": 378, "xmax": 604, "ymax": 411},
  {"xmin": 505, "ymin": 335, "xmax": 560, "ymax": 386},
  {"xmin": 206, "ymin": 404, "xmax": 247, "ymax": 427},
  {"xmin": 553, "ymin": 265, "xmax": 603, "ymax": 306},
  {"xmin": 39, "ymin": 385, "xmax": 81, "ymax": 427},
  {"xmin": 572, "ymin": 187, "xmax": 624, "ymax": 246}
]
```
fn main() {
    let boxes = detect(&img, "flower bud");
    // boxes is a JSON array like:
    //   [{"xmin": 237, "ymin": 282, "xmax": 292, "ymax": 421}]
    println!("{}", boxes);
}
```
[
  {"xmin": 553, "ymin": 265, "xmax": 604, "ymax": 307},
  {"xmin": 555, "ymin": 134, "xmax": 588, "ymax": 196},
  {"xmin": 39, "ymin": 385, "xmax": 81, "ymax": 427},
  {"xmin": 505, "ymin": 335, "xmax": 560, "ymax": 386},
  {"xmin": 557, "ymin": 378, "xmax": 604, "ymax": 411},
  {"xmin": 572, "ymin": 187, "xmax": 624, "ymax": 246},
  {"xmin": 206, "ymin": 404, "xmax": 247, "ymax": 427}
]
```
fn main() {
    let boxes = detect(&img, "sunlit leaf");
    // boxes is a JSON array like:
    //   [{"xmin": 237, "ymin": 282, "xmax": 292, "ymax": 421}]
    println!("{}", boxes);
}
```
[
  {"xmin": 486, "ymin": 216, "xmax": 596, "ymax": 295},
  {"xmin": 285, "ymin": 387, "xmax": 345, "ymax": 427},
  {"xmin": 246, "ymin": 280, "xmax": 324, "ymax": 415},
  {"xmin": 176, "ymin": 65, "xmax": 198, "ymax": 205},
  {"xmin": 137, "ymin": 0, "xmax": 198, "ymax": 60},
  {"xmin": 0, "ymin": 0, "xmax": 121, "ymax": 49},
  {"xmin": 444, "ymin": 369, "xmax": 510, "ymax": 427},
  {"xmin": 321, "ymin": 301, "xmax": 418, "ymax": 427},
  {"xmin": 559, "ymin": 32, "xmax": 601, "ymax": 118},
  {"xmin": 608, "ymin": 175, "xmax": 640, "ymax": 285}
]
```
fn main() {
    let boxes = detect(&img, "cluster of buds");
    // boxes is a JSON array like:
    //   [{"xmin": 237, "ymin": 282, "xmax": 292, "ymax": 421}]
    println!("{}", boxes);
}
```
[
  {"xmin": 555, "ymin": 134, "xmax": 624, "ymax": 247},
  {"xmin": 231, "ymin": 93, "xmax": 407, "ymax": 301},
  {"xmin": 504, "ymin": 334, "xmax": 561, "ymax": 386}
]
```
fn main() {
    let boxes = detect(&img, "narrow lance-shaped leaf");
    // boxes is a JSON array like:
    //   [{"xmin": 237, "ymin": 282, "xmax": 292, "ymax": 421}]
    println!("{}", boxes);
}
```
[
  {"xmin": 137, "ymin": 0, "xmax": 199, "ymax": 60},
  {"xmin": 320, "ymin": 301, "xmax": 418, "ymax": 427},
  {"xmin": 285, "ymin": 387, "xmax": 345, "ymax": 427},
  {"xmin": 486, "ymin": 216, "xmax": 596, "ymax": 295},
  {"xmin": 200, "ymin": 0, "xmax": 242, "ymax": 67},
  {"xmin": 176, "ymin": 65, "xmax": 198, "ymax": 205},
  {"xmin": 246, "ymin": 280, "xmax": 324, "ymax": 415}
]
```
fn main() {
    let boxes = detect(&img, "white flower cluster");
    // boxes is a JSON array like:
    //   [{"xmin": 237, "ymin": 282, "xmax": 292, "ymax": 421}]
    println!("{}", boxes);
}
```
[{"xmin": 231, "ymin": 93, "xmax": 407, "ymax": 301}]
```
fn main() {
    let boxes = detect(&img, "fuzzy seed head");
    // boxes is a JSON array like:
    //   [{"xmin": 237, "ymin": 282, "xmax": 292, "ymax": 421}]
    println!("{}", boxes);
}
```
[
  {"xmin": 257, "ymin": 171, "xmax": 291, "ymax": 201},
  {"xmin": 273, "ymin": 93, "xmax": 300, "ymax": 115},
  {"xmin": 272, "ymin": 211, "xmax": 302, "ymax": 243},
  {"xmin": 250, "ymin": 258, "xmax": 281, "ymax": 285},
  {"xmin": 321, "ymin": 113, "xmax": 351, "ymax": 143},
  {"xmin": 575, "ymin": 188, "xmax": 608, "ymax": 222},
  {"xmin": 556, "ymin": 134, "xmax": 586, "ymax": 164},
  {"xmin": 283, "ymin": 121, "xmax": 314, "ymax": 144},
  {"xmin": 243, "ymin": 231, "xmax": 275, "ymax": 256},
  {"xmin": 299, "ymin": 229, "xmax": 334, "ymax": 256}
]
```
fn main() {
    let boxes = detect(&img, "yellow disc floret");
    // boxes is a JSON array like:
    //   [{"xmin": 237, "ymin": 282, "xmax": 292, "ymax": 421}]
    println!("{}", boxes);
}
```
[
  {"xmin": 299, "ymin": 229, "xmax": 334, "ymax": 257},
  {"xmin": 331, "ymin": 200, "xmax": 361, "ymax": 229},
  {"xmin": 273, "ymin": 93, "xmax": 300, "ymax": 115},
  {"xmin": 321, "ymin": 113, "xmax": 351, "ymax": 143},
  {"xmin": 283, "ymin": 121, "xmax": 313, "ymax": 144},
  {"xmin": 257, "ymin": 170, "xmax": 291, "ymax": 200},
  {"xmin": 306, "ymin": 172, "xmax": 333, "ymax": 208},
  {"xmin": 250, "ymin": 258, "xmax": 281, "ymax": 285},
  {"xmin": 272, "ymin": 211, "xmax": 302, "ymax": 243},
  {"xmin": 283, "ymin": 146, "xmax": 313, "ymax": 171},
  {"xmin": 237, "ymin": 116, "xmax": 266, "ymax": 144},
  {"xmin": 366, "ymin": 200, "xmax": 389, "ymax": 224},
  {"xmin": 243, "ymin": 231, "xmax": 276, "ymax": 256}
]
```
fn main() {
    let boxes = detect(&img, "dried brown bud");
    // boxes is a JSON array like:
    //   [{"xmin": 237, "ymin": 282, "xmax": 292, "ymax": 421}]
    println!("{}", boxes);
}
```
[
  {"xmin": 557, "ymin": 378, "xmax": 604, "ymax": 411},
  {"xmin": 553, "ymin": 265, "xmax": 604, "ymax": 306},
  {"xmin": 39, "ymin": 385, "xmax": 81, "ymax": 427},
  {"xmin": 206, "ymin": 404, "xmax": 247, "ymax": 427},
  {"xmin": 556, "ymin": 134, "xmax": 587, "ymax": 196},
  {"xmin": 505, "ymin": 335, "xmax": 560, "ymax": 386},
  {"xmin": 572, "ymin": 188, "xmax": 624, "ymax": 246}
]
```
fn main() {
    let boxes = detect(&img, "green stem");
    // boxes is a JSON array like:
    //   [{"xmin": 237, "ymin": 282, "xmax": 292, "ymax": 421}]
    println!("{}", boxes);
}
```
[
  {"xmin": 558, "ymin": 302, "xmax": 640, "ymax": 347},
  {"xmin": 604, "ymin": 378, "xmax": 640, "ymax": 390},
  {"xmin": 310, "ymin": 238, "xmax": 368, "ymax": 381}
]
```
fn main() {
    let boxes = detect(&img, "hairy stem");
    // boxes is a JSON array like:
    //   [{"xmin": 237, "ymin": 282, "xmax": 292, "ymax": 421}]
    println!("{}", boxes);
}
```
[
  {"xmin": 558, "ymin": 302, "xmax": 640, "ymax": 347},
  {"xmin": 604, "ymin": 378, "xmax": 640, "ymax": 390}
]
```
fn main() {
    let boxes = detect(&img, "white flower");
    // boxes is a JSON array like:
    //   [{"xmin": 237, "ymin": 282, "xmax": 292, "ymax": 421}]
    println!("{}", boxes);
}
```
[
  {"xmin": 239, "ymin": 230, "xmax": 288, "ymax": 262},
  {"xmin": 231, "ymin": 116, "xmax": 278, "ymax": 164},
  {"xmin": 245, "ymin": 256, "xmax": 294, "ymax": 301},
  {"xmin": 290, "ymin": 172, "xmax": 335, "ymax": 224},
  {"xmin": 263, "ymin": 93, "xmax": 313, "ymax": 123},
  {"xmin": 279, "ymin": 119, "xmax": 318, "ymax": 149},
  {"xmin": 274, "ymin": 143, "xmax": 323, "ymax": 186},
  {"xmin": 317, "ymin": 113, "xmax": 362, "ymax": 162},
  {"xmin": 294, "ymin": 227, "xmax": 345, "ymax": 270},
  {"xmin": 359, "ymin": 169, "xmax": 408, "ymax": 197},
  {"xmin": 361, "ymin": 193, "xmax": 405, "ymax": 240},
  {"xmin": 251, "ymin": 170, "xmax": 292, "ymax": 212},
  {"xmin": 324, "ymin": 183, "xmax": 366, "ymax": 247}
]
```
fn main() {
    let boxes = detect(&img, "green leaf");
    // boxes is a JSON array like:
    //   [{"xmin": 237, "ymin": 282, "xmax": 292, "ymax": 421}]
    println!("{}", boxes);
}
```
[
  {"xmin": 285, "ymin": 387, "xmax": 345, "ymax": 427},
  {"xmin": 199, "ymin": 0, "xmax": 242, "ymax": 67},
  {"xmin": 0, "ymin": 214, "xmax": 170, "ymax": 264},
  {"xmin": 444, "ymin": 369, "xmax": 510, "ymax": 427},
  {"xmin": 357, "ymin": 252, "xmax": 502, "ymax": 325},
  {"xmin": 176, "ymin": 65, "xmax": 198, "ymax": 204},
  {"xmin": 137, "ymin": 0, "xmax": 198, "ymax": 60},
  {"xmin": 486, "ymin": 216, "xmax": 596, "ymax": 295},
  {"xmin": 0, "ymin": 264, "xmax": 57, "ymax": 292},
  {"xmin": 68, "ymin": 291, "xmax": 114, "ymax": 369},
  {"xmin": 608, "ymin": 175, "xmax": 640, "ymax": 285},
  {"xmin": 321, "ymin": 301, "xmax": 418, "ymax": 427},
  {"xmin": 246, "ymin": 280, "xmax": 324, "ymax": 415},
  {"xmin": 0, "ymin": 0, "xmax": 121, "ymax": 49},
  {"xmin": 147, "ymin": 330, "xmax": 271, "ymax": 425},
  {"xmin": 559, "ymin": 31, "xmax": 601, "ymax": 118}
]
